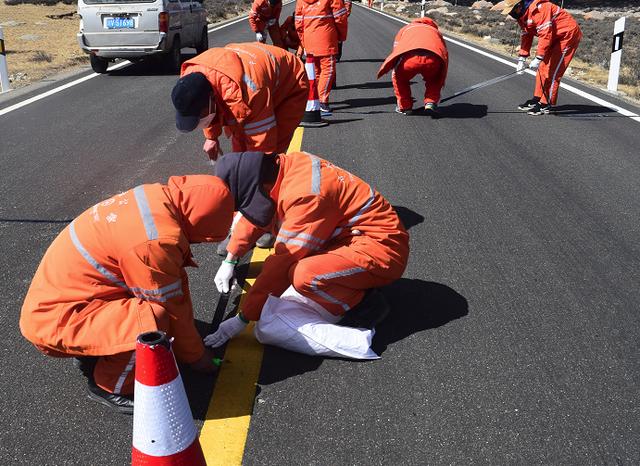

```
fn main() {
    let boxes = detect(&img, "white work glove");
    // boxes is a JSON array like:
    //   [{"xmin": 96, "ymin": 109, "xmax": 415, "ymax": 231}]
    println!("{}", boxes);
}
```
[
  {"xmin": 529, "ymin": 56, "xmax": 543, "ymax": 71},
  {"xmin": 516, "ymin": 57, "xmax": 526, "ymax": 74},
  {"xmin": 204, "ymin": 314, "xmax": 248, "ymax": 348},
  {"xmin": 203, "ymin": 138, "xmax": 222, "ymax": 161},
  {"xmin": 214, "ymin": 260, "xmax": 236, "ymax": 293},
  {"xmin": 256, "ymin": 32, "xmax": 265, "ymax": 43}
]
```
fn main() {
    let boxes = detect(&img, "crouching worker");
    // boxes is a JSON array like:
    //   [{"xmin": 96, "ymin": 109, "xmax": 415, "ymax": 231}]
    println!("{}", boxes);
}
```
[
  {"xmin": 377, "ymin": 17, "xmax": 448, "ymax": 116},
  {"xmin": 171, "ymin": 43, "xmax": 309, "ymax": 161},
  {"xmin": 19, "ymin": 176, "xmax": 235, "ymax": 414},
  {"xmin": 205, "ymin": 152, "xmax": 410, "ymax": 359}
]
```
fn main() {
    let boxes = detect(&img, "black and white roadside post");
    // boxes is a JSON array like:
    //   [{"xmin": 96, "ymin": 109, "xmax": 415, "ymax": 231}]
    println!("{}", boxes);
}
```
[
  {"xmin": 607, "ymin": 16, "xmax": 625, "ymax": 93},
  {"xmin": 421, "ymin": 0, "xmax": 426, "ymax": 18},
  {"xmin": 0, "ymin": 26, "xmax": 10, "ymax": 93}
]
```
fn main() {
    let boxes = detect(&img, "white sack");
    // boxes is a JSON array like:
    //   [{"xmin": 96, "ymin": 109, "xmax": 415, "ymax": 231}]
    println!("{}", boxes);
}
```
[{"xmin": 254, "ymin": 292, "xmax": 380, "ymax": 360}]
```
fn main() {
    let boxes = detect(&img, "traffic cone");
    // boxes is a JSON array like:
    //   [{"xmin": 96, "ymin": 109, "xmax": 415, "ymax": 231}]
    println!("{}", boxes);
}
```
[
  {"xmin": 299, "ymin": 54, "xmax": 329, "ymax": 128},
  {"xmin": 131, "ymin": 331, "xmax": 206, "ymax": 466}
]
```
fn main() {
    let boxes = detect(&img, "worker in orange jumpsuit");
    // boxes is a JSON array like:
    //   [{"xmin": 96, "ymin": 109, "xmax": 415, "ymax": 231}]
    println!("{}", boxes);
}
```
[
  {"xmin": 171, "ymin": 43, "xmax": 309, "ymax": 160},
  {"xmin": 249, "ymin": 0, "xmax": 283, "ymax": 48},
  {"xmin": 205, "ymin": 152, "xmax": 410, "ymax": 359},
  {"xmin": 280, "ymin": 15, "xmax": 302, "ymax": 56},
  {"xmin": 502, "ymin": 0, "xmax": 582, "ymax": 115},
  {"xmin": 295, "ymin": 0, "xmax": 348, "ymax": 116},
  {"xmin": 19, "ymin": 176, "xmax": 234, "ymax": 413},
  {"xmin": 377, "ymin": 17, "xmax": 448, "ymax": 116}
]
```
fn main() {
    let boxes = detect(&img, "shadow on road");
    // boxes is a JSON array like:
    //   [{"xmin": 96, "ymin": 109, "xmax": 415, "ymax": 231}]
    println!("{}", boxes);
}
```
[
  {"xmin": 333, "ymin": 95, "xmax": 397, "ymax": 110},
  {"xmin": 393, "ymin": 205, "xmax": 425, "ymax": 230},
  {"xmin": 335, "ymin": 80, "xmax": 395, "ymax": 90},
  {"xmin": 411, "ymin": 103, "xmax": 488, "ymax": 119},
  {"xmin": 551, "ymin": 104, "xmax": 618, "ymax": 117},
  {"xmin": 338, "ymin": 58, "xmax": 384, "ymax": 64}
]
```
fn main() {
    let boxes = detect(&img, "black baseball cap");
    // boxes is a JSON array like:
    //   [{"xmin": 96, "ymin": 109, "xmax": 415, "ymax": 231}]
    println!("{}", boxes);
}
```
[{"xmin": 171, "ymin": 72, "xmax": 212, "ymax": 132}]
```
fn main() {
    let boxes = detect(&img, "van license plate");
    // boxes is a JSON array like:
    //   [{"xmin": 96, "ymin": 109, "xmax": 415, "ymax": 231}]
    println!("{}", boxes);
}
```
[{"xmin": 105, "ymin": 17, "xmax": 135, "ymax": 29}]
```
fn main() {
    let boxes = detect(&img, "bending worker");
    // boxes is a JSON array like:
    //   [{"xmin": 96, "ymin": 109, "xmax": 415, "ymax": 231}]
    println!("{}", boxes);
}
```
[
  {"xmin": 205, "ymin": 152, "xmax": 410, "ymax": 359},
  {"xmin": 502, "ymin": 0, "xmax": 582, "ymax": 115},
  {"xmin": 249, "ymin": 0, "xmax": 283, "ymax": 48},
  {"xmin": 20, "ymin": 176, "xmax": 234, "ymax": 414},
  {"xmin": 171, "ymin": 43, "xmax": 309, "ymax": 160},
  {"xmin": 377, "ymin": 17, "xmax": 448, "ymax": 116},
  {"xmin": 295, "ymin": 0, "xmax": 348, "ymax": 116}
]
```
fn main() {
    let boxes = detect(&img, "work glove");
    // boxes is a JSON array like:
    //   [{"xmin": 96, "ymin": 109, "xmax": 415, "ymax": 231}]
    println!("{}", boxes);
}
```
[
  {"xmin": 516, "ymin": 57, "xmax": 526, "ymax": 74},
  {"xmin": 529, "ymin": 56, "xmax": 543, "ymax": 71},
  {"xmin": 214, "ymin": 260, "xmax": 236, "ymax": 293},
  {"xmin": 203, "ymin": 314, "xmax": 248, "ymax": 348},
  {"xmin": 256, "ymin": 32, "xmax": 265, "ymax": 43},
  {"xmin": 203, "ymin": 138, "xmax": 222, "ymax": 161}
]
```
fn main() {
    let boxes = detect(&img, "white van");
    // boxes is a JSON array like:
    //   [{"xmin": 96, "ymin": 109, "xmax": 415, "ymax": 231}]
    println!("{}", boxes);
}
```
[{"xmin": 77, "ymin": 0, "xmax": 208, "ymax": 73}]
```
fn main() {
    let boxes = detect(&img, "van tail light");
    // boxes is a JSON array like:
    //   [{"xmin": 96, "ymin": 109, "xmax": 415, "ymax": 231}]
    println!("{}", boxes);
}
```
[{"xmin": 159, "ymin": 12, "xmax": 169, "ymax": 33}]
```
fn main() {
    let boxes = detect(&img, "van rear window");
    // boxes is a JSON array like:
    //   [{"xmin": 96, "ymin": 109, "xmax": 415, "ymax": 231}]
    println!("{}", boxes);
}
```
[{"xmin": 84, "ymin": 0, "xmax": 155, "ymax": 4}]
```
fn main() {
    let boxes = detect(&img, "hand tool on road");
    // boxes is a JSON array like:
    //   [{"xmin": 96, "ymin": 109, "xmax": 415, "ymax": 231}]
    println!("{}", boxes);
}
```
[{"xmin": 440, "ymin": 70, "xmax": 521, "ymax": 103}]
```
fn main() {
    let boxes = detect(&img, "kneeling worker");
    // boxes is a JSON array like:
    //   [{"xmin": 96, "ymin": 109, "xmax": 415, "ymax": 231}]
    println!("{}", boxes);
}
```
[
  {"xmin": 20, "ymin": 176, "xmax": 234, "ymax": 413},
  {"xmin": 205, "ymin": 152, "xmax": 409, "ymax": 359},
  {"xmin": 377, "ymin": 17, "xmax": 448, "ymax": 116}
]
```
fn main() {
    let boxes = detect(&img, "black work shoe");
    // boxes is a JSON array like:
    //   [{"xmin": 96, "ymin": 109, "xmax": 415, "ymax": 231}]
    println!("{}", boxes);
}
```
[
  {"xmin": 338, "ymin": 288, "xmax": 391, "ymax": 329},
  {"xmin": 255, "ymin": 232, "xmax": 275, "ymax": 248},
  {"xmin": 87, "ymin": 380, "xmax": 134, "ymax": 415},
  {"xmin": 527, "ymin": 102, "xmax": 551, "ymax": 115},
  {"xmin": 395, "ymin": 106, "xmax": 411, "ymax": 115},
  {"xmin": 74, "ymin": 356, "xmax": 98, "ymax": 379},
  {"xmin": 424, "ymin": 102, "xmax": 440, "ymax": 118},
  {"xmin": 518, "ymin": 98, "xmax": 539, "ymax": 111}
]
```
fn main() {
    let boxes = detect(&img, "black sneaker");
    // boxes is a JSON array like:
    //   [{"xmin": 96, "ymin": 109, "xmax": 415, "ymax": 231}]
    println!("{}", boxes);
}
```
[
  {"xmin": 337, "ymin": 288, "xmax": 391, "ymax": 329},
  {"xmin": 518, "ymin": 98, "xmax": 539, "ymax": 111},
  {"xmin": 87, "ymin": 380, "xmax": 134, "ymax": 415},
  {"xmin": 527, "ymin": 102, "xmax": 551, "ymax": 115},
  {"xmin": 395, "ymin": 106, "xmax": 411, "ymax": 115},
  {"xmin": 320, "ymin": 104, "xmax": 332, "ymax": 116},
  {"xmin": 424, "ymin": 102, "xmax": 440, "ymax": 118}
]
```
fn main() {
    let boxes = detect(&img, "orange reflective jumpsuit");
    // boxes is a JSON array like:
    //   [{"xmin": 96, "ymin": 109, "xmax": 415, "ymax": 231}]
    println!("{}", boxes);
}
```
[
  {"xmin": 180, "ymin": 43, "xmax": 309, "ymax": 154},
  {"xmin": 377, "ymin": 18, "xmax": 449, "ymax": 111},
  {"xmin": 20, "ymin": 176, "xmax": 234, "ymax": 395},
  {"xmin": 295, "ymin": 0, "xmax": 348, "ymax": 104},
  {"xmin": 249, "ymin": 0, "xmax": 283, "ymax": 48},
  {"xmin": 517, "ymin": 0, "xmax": 582, "ymax": 105},
  {"xmin": 227, "ymin": 152, "xmax": 409, "ymax": 321}
]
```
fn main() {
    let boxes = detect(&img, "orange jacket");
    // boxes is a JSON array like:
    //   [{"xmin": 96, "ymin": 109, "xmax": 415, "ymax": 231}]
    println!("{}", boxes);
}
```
[
  {"xmin": 295, "ymin": 0, "xmax": 348, "ymax": 57},
  {"xmin": 20, "ymin": 176, "xmax": 233, "ymax": 363},
  {"xmin": 517, "ymin": 0, "xmax": 582, "ymax": 59},
  {"xmin": 345, "ymin": 0, "xmax": 352, "ymax": 15},
  {"xmin": 228, "ymin": 152, "xmax": 410, "ymax": 320},
  {"xmin": 281, "ymin": 15, "xmax": 301, "ymax": 51},
  {"xmin": 249, "ymin": 0, "xmax": 282, "ymax": 33},
  {"xmin": 180, "ymin": 43, "xmax": 308, "ymax": 154},
  {"xmin": 377, "ymin": 17, "xmax": 448, "ymax": 90}
]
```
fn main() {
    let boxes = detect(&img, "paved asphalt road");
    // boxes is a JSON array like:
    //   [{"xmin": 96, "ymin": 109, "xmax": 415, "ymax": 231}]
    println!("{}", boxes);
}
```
[{"xmin": 1, "ymin": 4, "xmax": 639, "ymax": 465}]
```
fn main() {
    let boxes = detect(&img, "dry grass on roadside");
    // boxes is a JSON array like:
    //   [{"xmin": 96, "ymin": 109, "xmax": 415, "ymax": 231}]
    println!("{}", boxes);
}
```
[{"xmin": 0, "ymin": 3, "xmax": 86, "ymax": 87}]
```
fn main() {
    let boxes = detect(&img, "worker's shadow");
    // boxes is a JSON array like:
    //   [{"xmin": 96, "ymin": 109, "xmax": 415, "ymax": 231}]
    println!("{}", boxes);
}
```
[
  {"xmin": 333, "ymin": 95, "xmax": 397, "ymax": 111},
  {"xmin": 412, "ymin": 103, "xmax": 488, "ymax": 119},
  {"xmin": 336, "ymin": 80, "xmax": 394, "ymax": 90},
  {"xmin": 551, "ymin": 104, "xmax": 618, "ymax": 117}
]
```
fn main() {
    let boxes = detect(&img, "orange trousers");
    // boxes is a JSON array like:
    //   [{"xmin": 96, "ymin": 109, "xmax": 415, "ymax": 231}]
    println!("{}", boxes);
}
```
[
  {"xmin": 314, "ymin": 55, "xmax": 337, "ymax": 105},
  {"xmin": 32, "ymin": 298, "xmax": 169, "ymax": 395},
  {"xmin": 267, "ymin": 24, "xmax": 284, "ymax": 48},
  {"xmin": 288, "ymin": 249, "xmax": 402, "ymax": 316},
  {"xmin": 534, "ymin": 37, "xmax": 580, "ymax": 105},
  {"xmin": 392, "ymin": 53, "xmax": 443, "ymax": 111}
]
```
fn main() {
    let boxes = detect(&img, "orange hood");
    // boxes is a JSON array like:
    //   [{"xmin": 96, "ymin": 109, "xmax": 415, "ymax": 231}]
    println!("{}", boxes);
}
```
[{"xmin": 167, "ymin": 175, "xmax": 235, "ymax": 243}]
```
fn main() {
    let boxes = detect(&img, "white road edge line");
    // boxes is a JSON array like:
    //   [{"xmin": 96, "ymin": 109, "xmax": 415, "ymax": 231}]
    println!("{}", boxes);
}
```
[
  {"xmin": 0, "ymin": 13, "xmax": 253, "ymax": 118},
  {"xmin": 361, "ymin": 4, "xmax": 640, "ymax": 123}
]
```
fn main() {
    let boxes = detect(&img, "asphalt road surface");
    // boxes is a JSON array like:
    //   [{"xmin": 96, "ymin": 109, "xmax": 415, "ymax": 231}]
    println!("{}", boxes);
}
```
[{"xmin": 1, "ymin": 4, "xmax": 639, "ymax": 465}]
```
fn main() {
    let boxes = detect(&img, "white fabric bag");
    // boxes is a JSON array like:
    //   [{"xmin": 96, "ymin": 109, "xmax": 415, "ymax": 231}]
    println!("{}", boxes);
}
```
[{"xmin": 254, "ymin": 288, "xmax": 380, "ymax": 360}]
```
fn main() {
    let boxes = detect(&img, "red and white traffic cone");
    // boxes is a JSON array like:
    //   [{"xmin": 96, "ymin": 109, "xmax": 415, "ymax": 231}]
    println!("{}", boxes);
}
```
[
  {"xmin": 300, "ymin": 54, "xmax": 328, "ymax": 128},
  {"xmin": 131, "ymin": 331, "xmax": 206, "ymax": 466}
]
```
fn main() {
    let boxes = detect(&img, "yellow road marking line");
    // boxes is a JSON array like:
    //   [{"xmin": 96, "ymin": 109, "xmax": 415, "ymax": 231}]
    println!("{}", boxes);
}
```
[{"xmin": 199, "ymin": 127, "xmax": 305, "ymax": 465}]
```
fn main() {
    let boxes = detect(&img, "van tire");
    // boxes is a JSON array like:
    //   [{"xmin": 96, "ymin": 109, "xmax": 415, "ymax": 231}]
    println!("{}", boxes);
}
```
[
  {"xmin": 90, "ymin": 55, "xmax": 109, "ymax": 74},
  {"xmin": 196, "ymin": 28, "xmax": 209, "ymax": 55},
  {"xmin": 165, "ymin": 37, "xmax": 182, "ymax": 73}
]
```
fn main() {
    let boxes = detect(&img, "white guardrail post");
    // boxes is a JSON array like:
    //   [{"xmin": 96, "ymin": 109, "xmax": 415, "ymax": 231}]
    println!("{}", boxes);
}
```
[
  {"xmin": 421, "ymin": 0, "xmax": 426, "ymax": 18},
  {"xmin": 607, "ymin": 16, "xmax": 625, "ymax": 93},
  {"xmin": 0, "ymin": 26, "xmax": 11, "ymax": 93}
]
